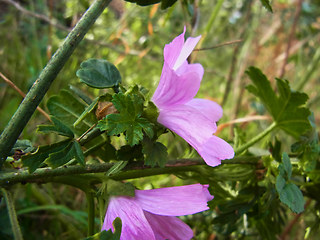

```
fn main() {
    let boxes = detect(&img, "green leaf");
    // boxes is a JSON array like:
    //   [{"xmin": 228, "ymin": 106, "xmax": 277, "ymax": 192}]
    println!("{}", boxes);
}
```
[
  {"xmin": 73, "ymin": 141, "xmax": 85, "ymax": 166},
  {"xmin": 246, "ymin": 67, "xmax": 311, "ymax": 138},
  {"xmin": 84, "ymin": 218, "xmax": 122, "ymax": 240},
  {"xmin": 45, "ymin": 141, "xmax": 85, "ymax": 168},
  {"xmin": 74, "ymin": 97, "xmax": 99, "ymax": 127},
  {"xmin": 160, "ymin": 0, "xmax": 177, "ymax": 9},
  {"xmin": 259, "ymin": 0, "xmax": 273, "ymax": 13},
  {"xmin": 22, "ymin": 139, "xmax": 72, "ymax": 173},
  {"xmin": 276, "ymin": 153, "xmax": 305, "ymax": 213},
  {"xmin": 10, "ymin": 139, "xmax": 35, "ymax": 155},
  {"xmin": 37, "ymin": 116, "xmax": 74, "ymax": 138},
  {"xmin": 76, "ymin": 59, "xmax": 121, "ymax": 89},
  {"xmin": 45, "ymin": 141, "xmax": 75, "ymax": 168},
  {"xmin": 47, "ymin": 89, "xmax": 98, "ymax": 138},
  {"xmin": 105, "ymin": 92, "xmax": 154, "ymax": 146},
  {"xmin": 277, "ymin": 183, "xmax": 304, "ymax": 214},
  {"xmin": 142, "ymin": 139, "xmax": 168, "ymax": 167}
]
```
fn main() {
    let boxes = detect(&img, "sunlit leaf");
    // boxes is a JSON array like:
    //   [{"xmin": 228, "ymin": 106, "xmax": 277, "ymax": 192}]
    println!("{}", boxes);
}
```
[
  {"xmin": 76, "ymin": 59, "xmax": 121, "ymax": 89},
  {"xmin": 246, "ymin": 67, "xmax": 311, "ymax": 138},
  {"xmin": 99, "ymin": 92, "xmax": 154, "ymax": 146}
]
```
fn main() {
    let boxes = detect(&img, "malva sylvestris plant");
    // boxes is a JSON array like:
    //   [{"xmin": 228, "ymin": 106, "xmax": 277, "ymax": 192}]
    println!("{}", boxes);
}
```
[
  {"xmin": 102, "ymin": 184, "xmax": 213, "ymax": 240},
  {"xmin": 152, "ymin": 27, "xmax": 234, "ymax": 167}
]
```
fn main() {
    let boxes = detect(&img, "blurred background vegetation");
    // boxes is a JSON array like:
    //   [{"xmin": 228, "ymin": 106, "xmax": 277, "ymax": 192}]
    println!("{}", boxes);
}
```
[{"xmin": 0, "ymin": 0, "xmax": 319, "ymax": 239}]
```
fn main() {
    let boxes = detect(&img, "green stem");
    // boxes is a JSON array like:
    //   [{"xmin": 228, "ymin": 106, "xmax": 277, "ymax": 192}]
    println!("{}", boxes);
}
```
[
  {"xmin": 0, "ymin": 0, "xmax": 112, "ymax": 169},
  {"xmin": 86, "ymin": 191, "xmax": 95, "ymax": 236},
  {"xmin": 0, "ymin": 157, "xmax": 261, "ymax": 187},
  {"xmin": 1, "ymin": 188, "xmax": 24, "ymax": 240},
  {"xmin": 235, "ymin": 122, "xmax": 277, "ymax": 155},
  {"xmin": 205, "ymin": 0, "xmax": 225, "ymax": 34}
]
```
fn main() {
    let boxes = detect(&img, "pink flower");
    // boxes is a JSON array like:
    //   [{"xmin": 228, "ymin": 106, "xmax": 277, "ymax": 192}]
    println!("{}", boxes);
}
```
[
  {"xmin": 152, "ymin": 28, "xmax": 234, "ymax": 167},
  {"xmin": 102, "ymin": 184, "xmax": 213, "ymax": 240}
]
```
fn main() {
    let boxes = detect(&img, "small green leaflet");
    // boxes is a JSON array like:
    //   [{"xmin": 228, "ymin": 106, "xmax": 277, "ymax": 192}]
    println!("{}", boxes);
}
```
[
  {"xmin": 142, "ymin": 138, "xmax": 168, "ymax": 167},
  {"xmin": 246, "ymin": 66, "xmax": 311, "ymax": 139},
  {"xmin": 76, "ymin": 59, "xmax": 121, "ymax": 89},
  {"xmin": 276, "ymin": 153, "xmax": 305, "ymax": 213},
  {"xmin": 84, "ymin": 218, "xmax": 122, "ymax": 240},
  {"xmin": 37, "ymin": 116, "xmax": 74, "ymax": 138},
  {"xmin": 259, "ymin": 0, "xmax": 273, "ymax": 13},
  {"xmin": 99, "ymin": 91, "xmax": 154, "ymax": 146}
]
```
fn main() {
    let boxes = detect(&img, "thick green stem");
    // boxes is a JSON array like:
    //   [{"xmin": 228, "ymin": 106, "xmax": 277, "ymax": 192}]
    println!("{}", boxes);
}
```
[
  {"xmin": 1, "ymin": 188, "xmax": 24, "ymax": 240},
  {"xmin": 0, "ymin": 0, "xmax": 112, "ymax": 169},
  {"xmin": 0, "ymin": 157, "xmax": 260, "ymax": 187},
  {"xmin": 235, "ymin": 122, "xmax": 277, "ymax": 155},
  {"xmin": 86, "ymin": 191, "xmax": 95, "ymax": 236}
]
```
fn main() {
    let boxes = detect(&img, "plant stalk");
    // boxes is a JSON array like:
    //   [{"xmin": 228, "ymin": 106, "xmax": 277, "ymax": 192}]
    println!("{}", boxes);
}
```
[
  {"xmin": 0, "ymin": 0, "xmax": 112, "ymax": 169},
  {"xmin": 235, "ymin": 122, "xmax": 277, "ymax": 155},
  {"xmin": 86, "ymin": 191, "xmax": 95, "ymax": 236},
  {"xmin": 1, "ymin": 188, "xmax": 24, "ymax": 240}
]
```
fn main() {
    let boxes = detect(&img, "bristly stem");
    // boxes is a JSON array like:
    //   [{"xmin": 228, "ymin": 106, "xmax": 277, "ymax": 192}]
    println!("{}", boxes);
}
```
[
  {"xmin": 0, "ymin": 157, "xmax": 260, "ymax": 187},
  {"xmin": 235, "ymin": 122, "xmax": 277, "ymax": 155},
  {"xmin": 0, "ymin": 0, "xmax": 112, "ymax": 169},
  {"xmin": 1, "ymin": 188, "xmax": 24, "ymax": 240}
]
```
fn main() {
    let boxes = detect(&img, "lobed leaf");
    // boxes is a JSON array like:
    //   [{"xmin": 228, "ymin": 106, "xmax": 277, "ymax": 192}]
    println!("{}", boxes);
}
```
[
  {"xmin": 246, "ymin": 67, "xmax": 311, "ymax": 138},
  {"xmin": 142, "ymin": 138, "xmax": 168, "ymax": 167}
]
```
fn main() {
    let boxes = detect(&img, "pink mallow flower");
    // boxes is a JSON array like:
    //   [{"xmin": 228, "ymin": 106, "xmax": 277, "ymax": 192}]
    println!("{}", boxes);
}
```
[
  {"xmin": 102, "ymin": 183, "xmax": 213, "ymax": 240},
  {"xmin": 152, "ymin": 28, "xmax": 234, "ymax": 167}
]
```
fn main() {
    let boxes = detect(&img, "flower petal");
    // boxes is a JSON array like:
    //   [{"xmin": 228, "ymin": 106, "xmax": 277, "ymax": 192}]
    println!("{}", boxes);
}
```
[
  {"xmin": 135, "ymin": 184, "xmax": 213, "ymax": 216},
  {"xmin": 157, "ymin": 104, "xmax": 217, "ymax": 152},
  {"xmin": 199, "ymin": 136, "xmax": 235, "ymax": 167},
  {"xmin": 163, "ymin": 27, "xmax": 186, "ymax": 69},
  {"xmin": 152, "ymin": 63, "xmax": 203, "ymax": 107},
  {"xmin": 173, "ymin": 35, "xmax": 201, "ymax": 70},
  {"xmin": 186, "ymin": 98, "xmax": 223, "ymax": 122},
  {"xmin": 102, "ymin": 197, "xmax": 155, "ymax": 240},
  {"xmin": 144, "ymin": 211, "xmax": 193, "ymax": 240}
]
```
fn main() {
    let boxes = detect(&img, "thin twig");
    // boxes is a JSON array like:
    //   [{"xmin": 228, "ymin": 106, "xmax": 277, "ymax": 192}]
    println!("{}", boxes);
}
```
[
  {"xmin": 77, "ymin": 124, "xmax": 97, "ymax": 142},
  {"xmin": 279, "ymin": 0, "xmax": 303, "ymax": 78},
  {"xmin": 0, "ymin": 72, "xmax": 51, "ymax": 122},
  {"xmin": 216, "ymin": 115, "xmax": 272, "ymax": 134},
  {"xmin": 193, "ymin": 39, "xmax": 243, "ymax": 51}
]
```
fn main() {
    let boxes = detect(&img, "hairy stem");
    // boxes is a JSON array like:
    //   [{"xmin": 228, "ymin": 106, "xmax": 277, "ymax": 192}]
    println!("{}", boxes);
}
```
[
  {"xmin": 1, "ymin": 188, "xmax": 24, "ymax": 240},
  {"xmin": 235, "ymin": 122, "xmax": 277, "ymax": 155},
  {"xmin": 0, "ymin": 0, "xmax": 112, "ymax": 169},
  {"xmin": 0, "ymin": 157, "xmax": 260, "ymax": 187}
]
